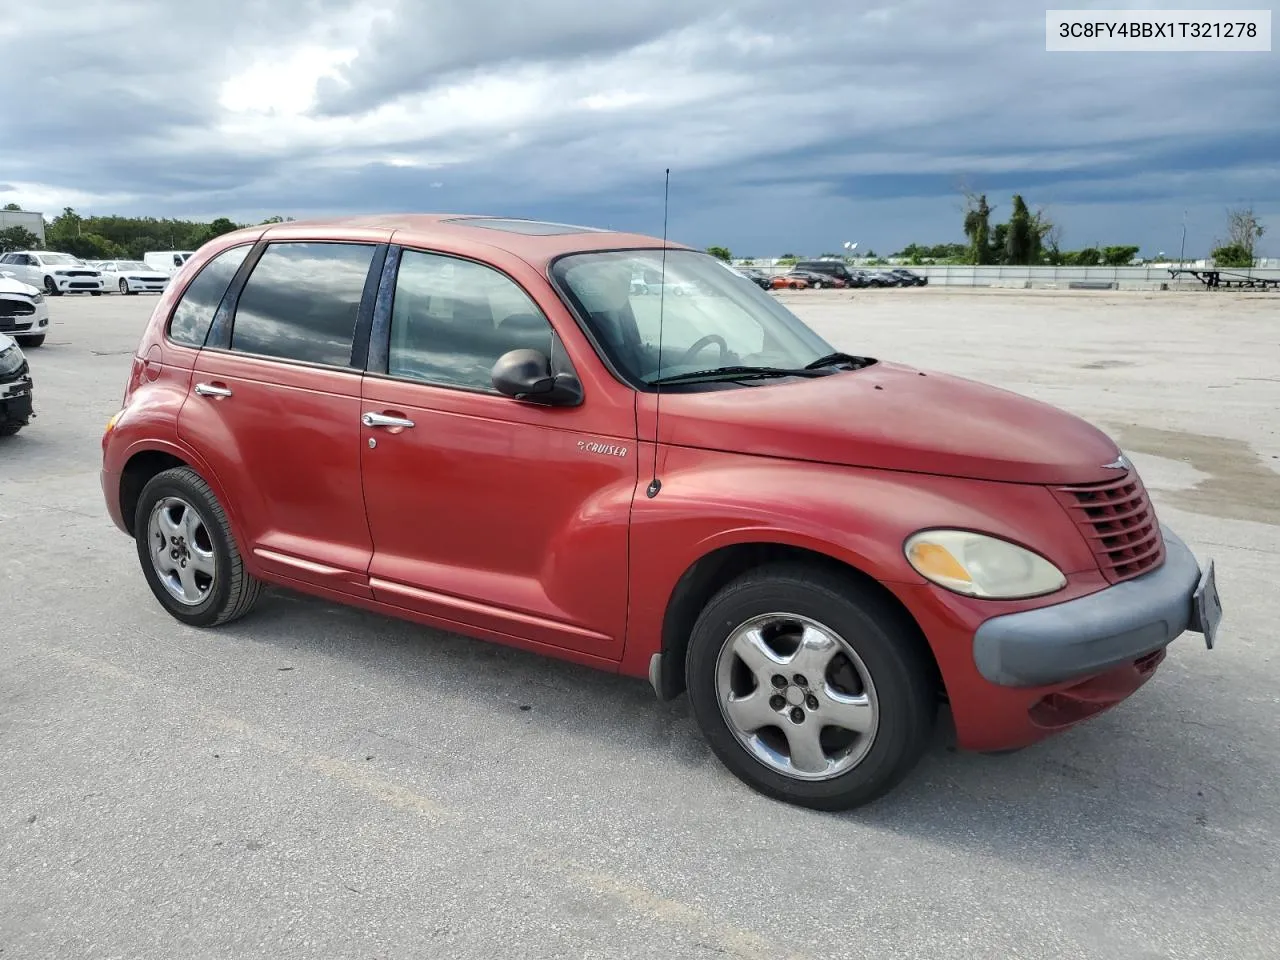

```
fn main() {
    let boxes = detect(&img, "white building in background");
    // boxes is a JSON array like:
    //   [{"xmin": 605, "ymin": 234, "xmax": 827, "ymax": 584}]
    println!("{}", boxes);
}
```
[{"xmin": 0, "ymin": 209, "xmax": 46, "ymax": 243}]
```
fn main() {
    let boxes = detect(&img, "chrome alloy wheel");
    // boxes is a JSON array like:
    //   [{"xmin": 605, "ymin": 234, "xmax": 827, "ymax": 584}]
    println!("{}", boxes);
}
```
[
  {"xmin": 146, "ymin": 496, "xmax": 216, "ymax": 605},
  {"xmin": 715, "ymin": 613, "xmax": 880, "ymax": 781}
]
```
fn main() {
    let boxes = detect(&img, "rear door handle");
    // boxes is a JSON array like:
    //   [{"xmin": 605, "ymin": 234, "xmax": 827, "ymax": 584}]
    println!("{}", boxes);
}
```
[
  {"xmin": 194, "ymin": 382, "xmax": 233, "ymax": 397},
  {"xmin": 361, "ymin": 412, "xmax": 415, "ymax": 428}
]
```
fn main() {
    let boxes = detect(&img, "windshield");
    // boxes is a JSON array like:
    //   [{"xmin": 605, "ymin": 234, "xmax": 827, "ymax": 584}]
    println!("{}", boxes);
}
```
[
  {"xmin": 39, "ymin": 253, "xmax": 82, "ymax": 266},
  {"xmin": 119, "ymin": 261, "xmax": 150, "ymax": 270},
  {"xmin": 551, "ymin": 249, "xmax": 834, "ymax": 387}
]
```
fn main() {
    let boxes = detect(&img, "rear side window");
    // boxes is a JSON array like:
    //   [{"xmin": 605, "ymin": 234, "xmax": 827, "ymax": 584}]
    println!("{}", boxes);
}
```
[
  {"xmin": 230, "ymin": 242, "xmax": 376, "ymax": 367},
  {"xmin": 167, "ymin": 244, "xmax": 252, "ymax": 347}
]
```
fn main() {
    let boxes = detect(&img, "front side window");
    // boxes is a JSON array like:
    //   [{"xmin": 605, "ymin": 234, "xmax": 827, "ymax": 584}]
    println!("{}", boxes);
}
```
[
  {"xmin": 167, "ymin": 244, "xmax": 252, "ymax": 347},
  {"xmin": 230, "ymin": 241, "xmax": 376, "ymax": 367},
  {"xmin": 387, "ymin": 249, "xmax": 561, "ymax": 391},
  {"xmin": 552, "ymin": 249, "xmax": 834, "ymax": 386}
]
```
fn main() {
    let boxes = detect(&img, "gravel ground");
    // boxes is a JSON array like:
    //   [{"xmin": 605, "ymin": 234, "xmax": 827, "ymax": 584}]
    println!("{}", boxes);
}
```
[{"xmin": 2, "ymin": 287, "xmax": 1277, "ymax": 960}]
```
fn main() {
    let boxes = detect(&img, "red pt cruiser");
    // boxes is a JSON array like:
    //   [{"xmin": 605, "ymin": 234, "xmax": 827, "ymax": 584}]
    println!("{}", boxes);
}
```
[{"xmin": 101, "ymin": 215, "xmax": 1223, "ymax": 809}]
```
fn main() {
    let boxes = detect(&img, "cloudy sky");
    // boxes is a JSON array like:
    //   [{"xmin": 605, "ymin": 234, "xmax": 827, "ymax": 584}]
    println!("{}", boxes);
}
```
[{"xmin": 0, "ymin": 0, "xmax": 1275, "ymax": 258}]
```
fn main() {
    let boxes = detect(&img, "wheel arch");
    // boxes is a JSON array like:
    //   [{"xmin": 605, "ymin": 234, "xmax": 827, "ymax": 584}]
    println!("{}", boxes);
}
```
[
  {"xmin": 652, "ymin": 541, "xmax": 943, "ymax": 703},
  {"xmin": 115, "ymin": 441, "xmax": 242, "ymax": 548}
]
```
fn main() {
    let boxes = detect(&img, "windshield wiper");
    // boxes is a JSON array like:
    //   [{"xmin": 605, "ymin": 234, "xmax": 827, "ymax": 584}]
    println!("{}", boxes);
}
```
[
  {"xmin": 649, "ymin": 365, "xmax": 826, "ymax": 386},
  {"xmin": 804, "ymin": 351, "xmax": 870, "ymax": 370}
]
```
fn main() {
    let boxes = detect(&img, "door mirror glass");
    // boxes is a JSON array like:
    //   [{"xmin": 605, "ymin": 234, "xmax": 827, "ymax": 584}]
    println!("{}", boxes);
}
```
[{"xmin": 491, "ymin": 349, "xmax": 583, "ymax": 406}]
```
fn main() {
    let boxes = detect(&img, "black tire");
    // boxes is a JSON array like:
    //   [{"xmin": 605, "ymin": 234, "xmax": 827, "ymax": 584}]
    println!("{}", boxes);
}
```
[
  {"xmin": 43, "ymin": 276, "xmax": 62, "ymax": 296},
  {"xmin": 134, "ymin": 466, "xmax": 263, "ymax": 627},
  {"xmin": 16, "ymin": 334, "xmax": 44, "ymax": 348},
  {"xmin": 90, "ymin": 290, "xmax": 103, "ymax": 296},
  {"xmin": 685, "ymin": 563, "xmax": 936, "ymax": 811},
  {"xmin": 0, "ymin": 422, "xmax": 22, "ymax": 437}
]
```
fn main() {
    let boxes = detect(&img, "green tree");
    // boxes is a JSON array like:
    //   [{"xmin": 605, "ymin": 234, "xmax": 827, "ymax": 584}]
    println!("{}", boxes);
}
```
[
  {"xmin": 2, "ymin": 202, "xmax": 22, "ymax": 211},
  {"xmin": 962, "ymin": 193, "xmax": 993, "ymax": 264},
  {"xmin": 0, "ymin": 226, "xmax": 39, "ymax": 252},
  {"xmin": 705, "ymin": 245, "xmax": 732, "ymax": 262},
  {"xmin": 1214, "ymin": 207, "xmax": 1265, "ymax": 266},
  {"xmin": 988, "ymin": 223, "xmax": 1009, "ymax": 263},
  {"xmin": 1004, "ymin": 194, "xmax": 1038, "ymax": 265},
  {"xmin": 1211, "ymin": 243, "xmax": 1254, "ymax": 268},
  {"xmin": 1101, "ymin": 245, "xmax": 1140, "ymax": 266},
  {"xmin": 1067, "ymin": 247, "xmax": 1101, "ymax": 266}
]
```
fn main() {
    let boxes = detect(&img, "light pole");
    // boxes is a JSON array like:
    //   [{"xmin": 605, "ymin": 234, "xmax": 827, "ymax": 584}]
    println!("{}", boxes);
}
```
[
  {"xmin": 1178, "ymin": 210, "xmax": 1187, "ymax": 267},
  {"xmin": 843, "ymin": 240, "xmax": 858, "ymax": 261}
]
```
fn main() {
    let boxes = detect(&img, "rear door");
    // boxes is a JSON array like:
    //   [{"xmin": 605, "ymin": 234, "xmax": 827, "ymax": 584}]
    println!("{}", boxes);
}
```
[{"xmin": 177, "ymin": 239, "xmax": 387, "ymax": 596}]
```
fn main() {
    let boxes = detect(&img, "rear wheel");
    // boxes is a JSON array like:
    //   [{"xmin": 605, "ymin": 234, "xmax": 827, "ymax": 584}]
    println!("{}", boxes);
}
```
[
  {"xmin": 134, "ymin": 466, "xmax": 263, "ymax": 627},
  {"xmin": 686, "ymin": 564, "xmax": 936, "ymax": 810},
  {"xmin": 15, "ymin": 334, "xmax": 44, "ymax": 348}
]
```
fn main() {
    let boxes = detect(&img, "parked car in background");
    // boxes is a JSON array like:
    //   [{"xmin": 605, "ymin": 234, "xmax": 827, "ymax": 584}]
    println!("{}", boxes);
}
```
[
  {"xmin": 97, "ymin": 260, "xmax": 172, "ymax": 295},
  {"xmin": 143, "ymin": 251, "xmax": 197, "ymax": 275},
  {"xmin": 0, "ymin": 332, "xmax": 35, "ymax": 436},
  {"xmin": 788, "ymin": 270, "xmax": 846, "ymax": 289},
  {"xmin": 740, "ymin": 267, "xmax": 774, "ymax": 291},
  {"xmin": 794, "ymin": 259, "xmax": 861, "ymax": 287},
  {"xmin": 101, "ymin": 213, "xmax": 1222, "ymax": 812},
  {"xmin": 0, "ymin": 251, "xmax": 104, "ymax": 296},
  {"xmin": 856, "ymin": 270, "xmax": 896, "ymax": 288},
  {"xmin": 771, "ymin": 272, "xmax": 811, "ymax": 290},
  {"xmin": 888, "ymin": 268, "xmax": 928, "ymax": 287},
  {"xmin": 0, "ymin": 274, "xmax": 51, "ymax": 347}
]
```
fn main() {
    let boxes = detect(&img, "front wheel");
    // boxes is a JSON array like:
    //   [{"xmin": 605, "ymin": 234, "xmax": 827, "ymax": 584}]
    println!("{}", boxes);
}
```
[
  {"xmin": 90, "ymin": 290, "xmax": 103, "ymax": 296},
  {"xmin": 43, "ymin": 276, "xmax": 62, "ymax": 296},
  {"xmin": 0, "ymin": 422, "xmax": 22, "ymax": 437},
  {"xmin": 686, "ymin": 564, "xmax": 936, "ymax": 810},
  {"xmin": 134, "ymin": 466, "xmax": 263, "ymax": 627},
  {"xmin": 119, "ymin": 279, "xmax": 131, "ymax": 295}
]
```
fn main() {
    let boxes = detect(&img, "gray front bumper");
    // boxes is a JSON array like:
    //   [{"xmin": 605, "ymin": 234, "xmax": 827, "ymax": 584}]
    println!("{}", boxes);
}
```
[{"xmin": 973, "ymin": 524, "xmax": 1203, "ymax": 687}]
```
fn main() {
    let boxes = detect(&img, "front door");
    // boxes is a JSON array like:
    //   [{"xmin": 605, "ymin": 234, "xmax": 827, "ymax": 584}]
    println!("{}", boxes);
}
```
[
  {"xmin": 178, "ymin": 239, "xmax": 383, "ymax": 596},
  {"xmin": 358, "ymin": 247, "xmax": 636, "ymax": 660}
]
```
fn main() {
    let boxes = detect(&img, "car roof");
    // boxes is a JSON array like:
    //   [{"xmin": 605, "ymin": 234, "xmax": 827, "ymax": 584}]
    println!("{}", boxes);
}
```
[{"xmin": 224, "ymin": 214, "xmax": 687, "ymax": 270}]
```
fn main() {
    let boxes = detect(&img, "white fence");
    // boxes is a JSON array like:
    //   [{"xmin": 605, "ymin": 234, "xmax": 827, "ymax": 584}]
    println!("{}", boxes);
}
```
[
  {"xmin": 741, "ymin": 261, "xmax": 1280, "ymax": 290},
  {"xmin": 892, "ymin": 265, "xmax": 1280, "ymax": 289}
]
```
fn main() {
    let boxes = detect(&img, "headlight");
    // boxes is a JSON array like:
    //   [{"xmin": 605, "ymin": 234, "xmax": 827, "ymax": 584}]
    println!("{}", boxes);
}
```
[
  {"xmin": 0, "ymin": 343, "xmax": 25, "ymax": 376},
  {"xmin": 904, "ymin": 529, "xmax": 1066, "ymax": 600},
  {"xmin": 30, "ymin": 293, "xmax": 43, "ymax": 304}
]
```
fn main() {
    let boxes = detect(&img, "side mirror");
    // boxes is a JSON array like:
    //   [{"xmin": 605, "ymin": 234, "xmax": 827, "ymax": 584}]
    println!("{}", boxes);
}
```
[{"xmin": 491, "ymin": 349, "xmax": 583, "ymax": 406}]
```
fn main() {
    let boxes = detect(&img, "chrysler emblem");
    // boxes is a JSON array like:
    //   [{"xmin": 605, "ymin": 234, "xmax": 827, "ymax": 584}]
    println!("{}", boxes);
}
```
[{"xmin": 1103, "ymin": 454, "xmax": 1130, "ymax": 470}]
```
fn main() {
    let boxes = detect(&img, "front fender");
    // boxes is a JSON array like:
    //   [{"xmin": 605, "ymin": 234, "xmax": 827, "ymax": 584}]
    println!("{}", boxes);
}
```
[{"xmin": 619, "ymin": 444, "xmax": 1095, "ymax": 679}]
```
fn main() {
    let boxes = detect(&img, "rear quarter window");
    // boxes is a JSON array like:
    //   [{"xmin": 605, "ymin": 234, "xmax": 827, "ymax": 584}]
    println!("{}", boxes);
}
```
[
  {"xmin": 228, "ymin": 241, "xmax": 377, "ymax": 367},
  {"xmin": 167, "ymin": 245, "xmax": 253, "ymax": 347}
]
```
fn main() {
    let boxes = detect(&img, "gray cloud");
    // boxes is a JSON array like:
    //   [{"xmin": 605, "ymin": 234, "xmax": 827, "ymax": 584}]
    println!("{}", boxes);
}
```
[{"xmin": 0, "ymin": 0, "xmax": 1274, "ymax": 256}]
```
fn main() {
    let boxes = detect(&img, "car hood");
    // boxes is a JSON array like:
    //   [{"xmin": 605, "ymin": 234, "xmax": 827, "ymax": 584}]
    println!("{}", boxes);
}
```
[
  {"xmin": 0, "ymin": 277, "xmax": 40, "ymax": 296},
  {"xmin": 0, "ymin": 332, "xmax": 16, "ymax": 352},
  {"xmin": 655, "ymin": 360, "xmax": 1124, "ymax": 485}
]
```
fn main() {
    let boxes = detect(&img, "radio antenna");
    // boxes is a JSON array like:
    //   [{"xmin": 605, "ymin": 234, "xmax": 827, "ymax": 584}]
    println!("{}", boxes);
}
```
[{"xmin": 646, "ymin": 168, "xmax": 670, "ymax": 499}]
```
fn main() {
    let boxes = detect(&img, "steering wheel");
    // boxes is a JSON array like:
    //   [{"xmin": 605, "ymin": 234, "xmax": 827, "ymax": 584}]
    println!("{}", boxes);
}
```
[{"xmin": 677, "ymin": 334, "xmax": 729, "ymax": 367}]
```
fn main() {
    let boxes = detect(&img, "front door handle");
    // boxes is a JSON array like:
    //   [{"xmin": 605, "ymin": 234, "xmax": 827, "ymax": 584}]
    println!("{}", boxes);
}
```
[
  {"xmin": 194, "ymin": 382, "xmax": 233, "ymax": 397},
  {"xmin": 361, "ymin": 411, "xmax": 415, "ymax": 429}
]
